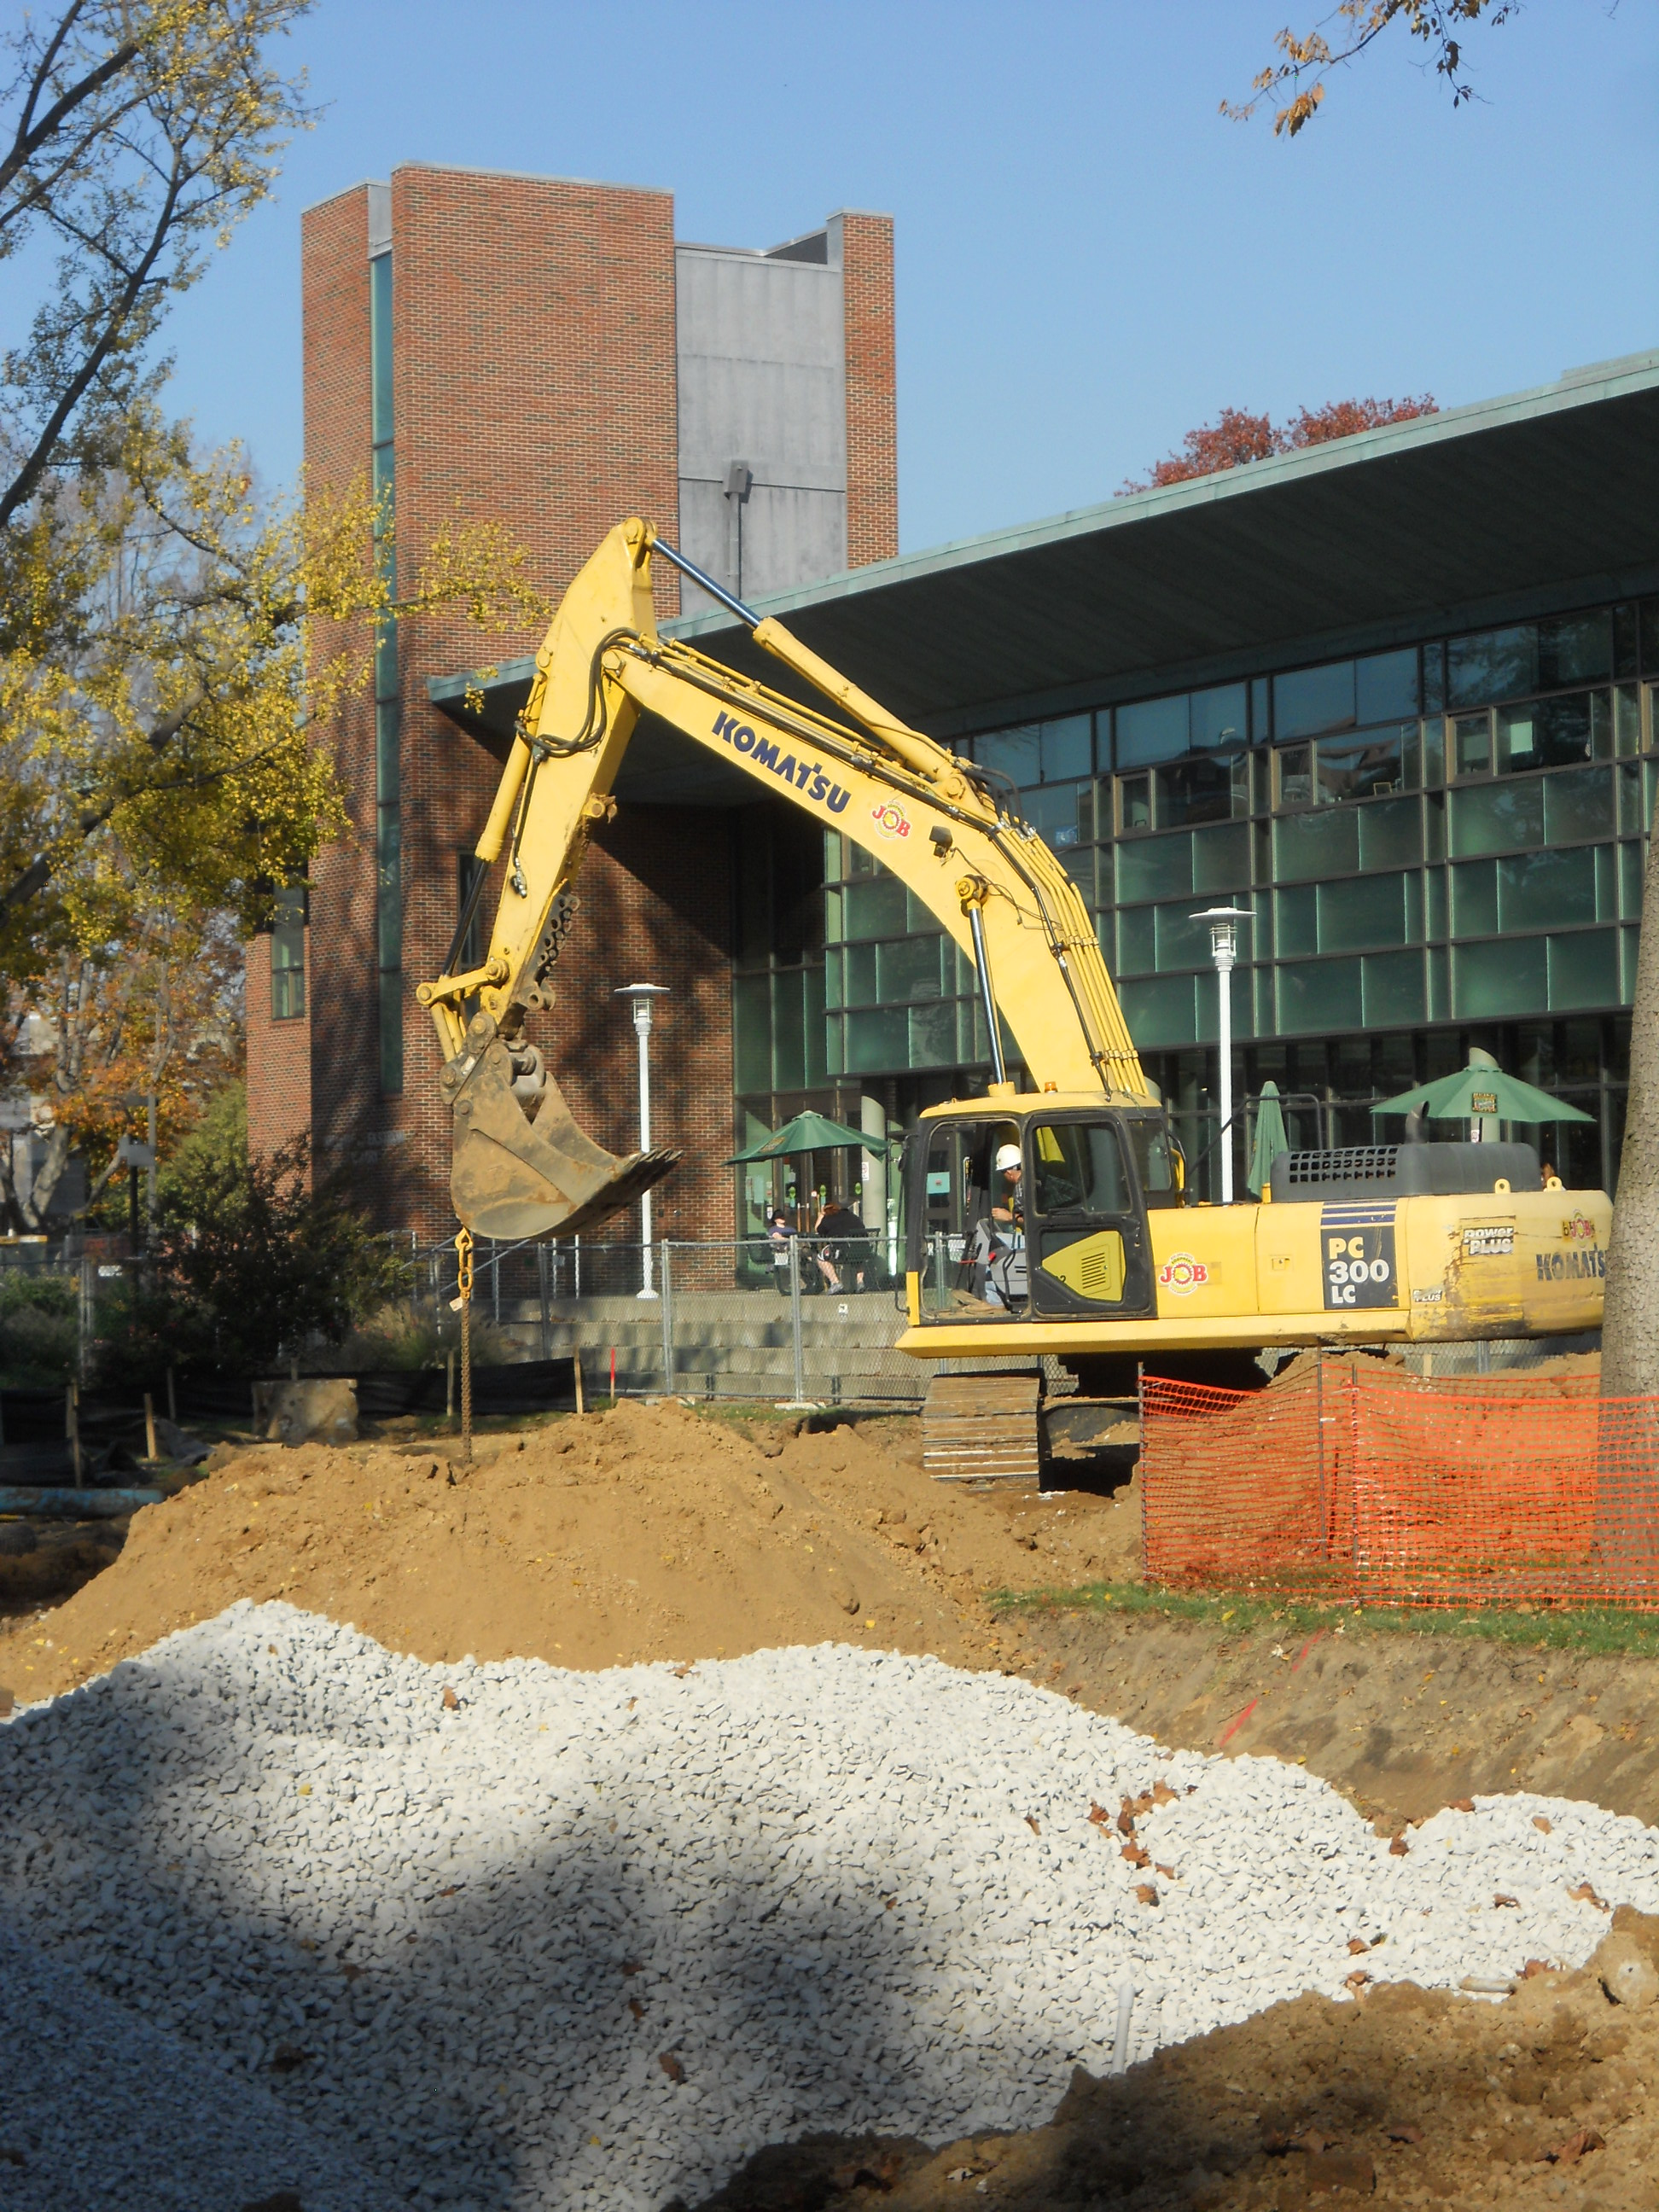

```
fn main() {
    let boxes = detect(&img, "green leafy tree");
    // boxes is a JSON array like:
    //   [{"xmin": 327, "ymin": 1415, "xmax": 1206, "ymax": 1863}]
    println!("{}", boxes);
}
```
[{"xmin": 97, "ymin": 1083, "xmax": 410, "ymax": 1382}]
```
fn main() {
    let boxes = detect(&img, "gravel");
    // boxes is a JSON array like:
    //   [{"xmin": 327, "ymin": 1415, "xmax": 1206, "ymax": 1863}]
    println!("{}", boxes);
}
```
[
  {"xmin": 0, "ymin": 1920, "xmax": 399, "ymax": 2212},
  {"xmin": 3, "ymin": 1599, "xmax": 1657, "ymax": 2211}
]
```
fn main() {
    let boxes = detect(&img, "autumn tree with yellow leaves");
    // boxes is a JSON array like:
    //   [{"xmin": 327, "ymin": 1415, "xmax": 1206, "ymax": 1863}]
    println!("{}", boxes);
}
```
[{"xmin": 0, "ymin": 2, "xmax": 540, "ymax": 1229}]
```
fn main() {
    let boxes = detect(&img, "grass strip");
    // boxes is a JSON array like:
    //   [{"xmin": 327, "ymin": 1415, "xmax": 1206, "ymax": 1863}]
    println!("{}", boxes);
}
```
[{"xmin": 990, "ymin": 1580, "xmax": 1659, "ymax": 1658}]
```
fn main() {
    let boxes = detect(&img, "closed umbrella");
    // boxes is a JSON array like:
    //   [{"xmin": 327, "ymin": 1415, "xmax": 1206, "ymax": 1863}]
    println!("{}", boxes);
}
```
[
  {"xmin": 724, "ymin": 1109, "xmax": 892, "ymax": 1166},
  {"xmin": 1373, "ymin": 1060, "xmax": 1592, "ymax": 1128},
  {"xmin": 1247, "ymin": 1080, "xmax": 1289, "ymax": 1198}
]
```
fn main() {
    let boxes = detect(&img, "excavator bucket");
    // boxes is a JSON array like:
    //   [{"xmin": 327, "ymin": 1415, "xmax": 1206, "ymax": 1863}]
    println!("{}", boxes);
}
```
[{"xmin": 450, "ymin": 1037, "xmax": 681, "ymax": 1243}]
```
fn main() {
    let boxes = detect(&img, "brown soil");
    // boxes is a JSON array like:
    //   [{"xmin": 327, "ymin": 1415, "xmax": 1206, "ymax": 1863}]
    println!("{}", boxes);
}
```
[
  {"xmin": 11, "ymin": 1393, "xmax": 1659, "ymax": 2211},
  {"xmin": 0, "ymin": 1519, "xmax": 126, "ymax": 1619},
  {"xmin": 690, "ymin": 1913, "xmax": 1659, "ymax": 2210},
  {"xmin": 0, "ymin": 1401, "xmax": 1138, "ymax": 1706}
]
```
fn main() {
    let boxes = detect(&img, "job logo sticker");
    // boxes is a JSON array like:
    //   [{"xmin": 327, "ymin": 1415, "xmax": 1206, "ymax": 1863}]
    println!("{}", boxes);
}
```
[{"xmin": 1156, "ymin": 1253, "xmax": 1208, "ymax": 1295}]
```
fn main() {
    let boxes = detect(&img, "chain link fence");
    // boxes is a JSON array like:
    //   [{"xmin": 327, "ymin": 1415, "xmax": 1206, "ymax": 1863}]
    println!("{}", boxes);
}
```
[{"xmin": 403, "ymin": 1232, "xmax": 1063, "ymax": 1406}]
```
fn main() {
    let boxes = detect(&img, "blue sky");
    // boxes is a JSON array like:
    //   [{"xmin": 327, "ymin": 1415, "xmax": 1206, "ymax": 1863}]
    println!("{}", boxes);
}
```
[{"xmin": 149, "ymin": 0, "xmax": 1658, "ymax": 556}]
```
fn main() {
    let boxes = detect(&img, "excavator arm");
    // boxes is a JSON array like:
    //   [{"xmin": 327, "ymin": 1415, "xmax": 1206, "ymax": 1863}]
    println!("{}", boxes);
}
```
[{"xmin": 420, "ymin": 518, "xmax": 1152, "ymax": 1240}]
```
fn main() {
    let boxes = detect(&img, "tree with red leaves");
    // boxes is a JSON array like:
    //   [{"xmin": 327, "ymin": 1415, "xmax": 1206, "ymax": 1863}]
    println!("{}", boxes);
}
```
[{"xmin": 1122, "ymin": 394, "xmax": 1436, "ymax": 492}]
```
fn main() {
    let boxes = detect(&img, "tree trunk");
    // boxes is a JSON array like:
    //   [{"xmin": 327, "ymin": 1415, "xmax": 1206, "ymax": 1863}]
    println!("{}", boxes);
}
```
[
  {"xmin": 1595, "ymin": 823, "xmax": 1659, "ymax": 1593},
  {"xmin": 1602, "ymin": 825, "xmax": 1659, "ymax": 1394},
  {"xmin": 21, "ymin": 1121, "xmax": 73, "ymax": 1231}
]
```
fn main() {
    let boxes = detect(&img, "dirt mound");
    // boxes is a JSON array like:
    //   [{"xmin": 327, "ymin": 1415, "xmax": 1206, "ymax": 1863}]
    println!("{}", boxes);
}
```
[
  {"xmin": 0, "ymin": 1403, "xmax": 1138, "ymax": 1704},
  {"xmin": 695, "ymin": 1916, "xmax": 1659, "ymax": 2209}
]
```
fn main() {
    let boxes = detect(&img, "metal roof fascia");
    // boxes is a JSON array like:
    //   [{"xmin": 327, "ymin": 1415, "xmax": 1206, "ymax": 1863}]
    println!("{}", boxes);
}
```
[{"xmin": 661, "ymin": 349, "xmax": 1659, "ymax": 646}]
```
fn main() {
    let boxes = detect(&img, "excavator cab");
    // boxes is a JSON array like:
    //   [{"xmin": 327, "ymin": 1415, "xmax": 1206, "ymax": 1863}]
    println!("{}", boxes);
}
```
[{"xmin": 905, "ymin": 1097, "xmax": 1175, "ymax": 1328}]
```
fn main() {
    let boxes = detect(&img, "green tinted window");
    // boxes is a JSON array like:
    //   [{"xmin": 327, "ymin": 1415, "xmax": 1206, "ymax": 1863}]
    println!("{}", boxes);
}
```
[
  {"xmin": 1276, "ymin": 958, "xmax": 1361, "ymax": 1033},
  {"xmin": 732, "ymin": 972, "xmax": 771, "ymax": 1093},
  {"xmin": 1155, "ymin": 905, "xmax": 1209, "ymax": 970},
  {"xmin": 876, "ymin": 934, "xmax": 943, "ymax": 1000},
  {"xmin": 841, "ymin": 876, "xmax": 908, "ymax": 939},
  {"xmin": 1116, "ymin": 906, "xmax": 1155, "ymax": 975},
  {"xmin": 1275, "ymin": 883, "xmax": 1317, "ymax": 957},
  {"xmin": 1453, "ymin": 936, "xmax": 1547, "ymax": 1018},
  {"xmin": 1118, "ymin": 975, "xmax": 1196, "ymax": 1048},
  {"xmin": 771, "ymin": 969, "xmax": 806, "ymax": 1089},
  {"xmin": 1191, "ymin": 821, "xmax": 1250, "ymax": 893},
  {"xmin": 842, "ymin": 1008, "xmax": 908, "ymax": 1074},
  {"xmin": 845, "ymin": 941, "xmax": 877, "ymax": 1003},
  {"xmin": 1273, "ymin": 807, "xmax": 1359, "ymax": 882},
  {"xmin": 1543, "ymin": 767, "xmax": 1614, "ymax": 845},
  {"xmin": 1357, "ymin": 796, "xmax": 1422, "ymax": 870},
  {"xmin": 1362, "ymin": 951, "xmax": 1423, "ymax": 1027},
  {"xmin": 909, "ymin": 1000, "xmax": 956, "ymax": 1067},
  {"xmin": 1547, "ymin": 929, "xmax": 1618, "ymax": 1012},
  {"xmin": 1499, "ymin": 847, "xmax": 1596, "ymax": 930},
  {"xmin": 1447, "ymin": 778, "xmax": 1545, "ymax": 856},
  {"xmin": 1317, "ymin": 871, "xmax": 1406, "ymax": 952},
  {"xmin": 1115, "ymin": 831, "xmax": 1192, "ymax": 903},
  {"xmin": 1451, "ymin": 859, "xmax": 1498, "ymax": 935}
]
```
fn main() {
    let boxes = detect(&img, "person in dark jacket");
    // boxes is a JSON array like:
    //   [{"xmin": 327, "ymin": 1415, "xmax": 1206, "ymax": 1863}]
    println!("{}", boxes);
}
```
[{"xmin": 812, "ymin": 1199, "xmax": 870, "ymax": 1293}]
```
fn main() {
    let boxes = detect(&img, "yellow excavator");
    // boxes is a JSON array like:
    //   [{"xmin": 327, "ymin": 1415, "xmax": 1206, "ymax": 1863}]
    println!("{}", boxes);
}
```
[{"xmin": 419, "ymin": 520, "xmax": 1610, "ymax": 1390}]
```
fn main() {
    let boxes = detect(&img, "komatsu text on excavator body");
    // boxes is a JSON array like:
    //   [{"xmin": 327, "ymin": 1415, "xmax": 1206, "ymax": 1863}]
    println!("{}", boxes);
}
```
[{"xmin": 419, "ymin": 521, "xmax": 1610, "ymax": 1365}]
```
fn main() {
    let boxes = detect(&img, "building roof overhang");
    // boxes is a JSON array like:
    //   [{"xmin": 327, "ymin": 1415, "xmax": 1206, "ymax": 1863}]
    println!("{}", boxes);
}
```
[{"xmin": 429, "ymin": 348, "xmax": 1659, "ymax": 797}]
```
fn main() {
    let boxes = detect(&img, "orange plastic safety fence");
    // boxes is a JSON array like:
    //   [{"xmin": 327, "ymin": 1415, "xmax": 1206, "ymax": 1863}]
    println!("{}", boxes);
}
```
[{"xmin": 1140, "ymin": 1359, "xmax": 1659, "ymax": 1610}]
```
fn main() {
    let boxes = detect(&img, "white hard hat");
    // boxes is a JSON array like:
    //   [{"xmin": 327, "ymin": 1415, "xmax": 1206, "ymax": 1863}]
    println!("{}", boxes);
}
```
[{"xmin": 996, "ymin": 1144, "xmax": 1022, "ymax": 1172}]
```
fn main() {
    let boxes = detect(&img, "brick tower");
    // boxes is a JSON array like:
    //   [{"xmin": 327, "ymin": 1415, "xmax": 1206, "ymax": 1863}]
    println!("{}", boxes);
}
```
[{"xmin": 247, "ymin": 166, "xmax": 897, "ymax": 1248}]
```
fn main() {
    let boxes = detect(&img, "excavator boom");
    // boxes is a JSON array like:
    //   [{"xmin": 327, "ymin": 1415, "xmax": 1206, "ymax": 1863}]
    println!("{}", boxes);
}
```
[{"xmin": 420, "ymin": 519, "xmax": 1147, "ymax": 1241}]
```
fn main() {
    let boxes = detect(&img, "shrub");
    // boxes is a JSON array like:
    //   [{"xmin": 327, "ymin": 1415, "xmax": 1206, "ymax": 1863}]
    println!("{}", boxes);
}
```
[
  {"xmin": 0, "ymin": 1272, "xmax": 79, "ymax": 1386},
  {"xmin": 96, "ymin": 1101, "xmax": 408, "ymax": 1387}
]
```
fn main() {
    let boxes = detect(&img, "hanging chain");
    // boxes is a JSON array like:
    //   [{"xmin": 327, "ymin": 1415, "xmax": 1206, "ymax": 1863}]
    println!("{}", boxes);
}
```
[{"xmin": 455, "ymin": 1226, "xmax": 474, "ymax": 1464}]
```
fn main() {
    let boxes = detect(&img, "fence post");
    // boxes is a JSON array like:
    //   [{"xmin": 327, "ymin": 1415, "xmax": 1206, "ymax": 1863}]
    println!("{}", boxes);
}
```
[
  {"xmin": 788, "ymin": 1234, "xmax": 806, "ymax": 1404},
  {"xmin": 78, "ymin": 1254, "xmax": 94, "ymax": 1384},
  {"xmin": 537, "ymin": 1240, "xmax": 550, "ymax": 1361},
  {"xmin": 660, "ymin": 1243, "xmax": 675, "ymax": 1394}
]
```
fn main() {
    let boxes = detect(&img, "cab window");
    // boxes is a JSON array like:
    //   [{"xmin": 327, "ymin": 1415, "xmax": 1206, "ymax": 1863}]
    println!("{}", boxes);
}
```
[
  {"xmin": 1031, "ymin": 1123, "xmax": 1129, "ymax": 1215},
  {"xmin": 1126, "ymin": 1117, "xmax": 1180, "ymax": 1205}
]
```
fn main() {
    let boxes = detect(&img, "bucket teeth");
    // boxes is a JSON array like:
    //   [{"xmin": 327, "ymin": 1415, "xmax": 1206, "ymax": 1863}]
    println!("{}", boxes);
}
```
[{"xmin": 449, "ymin": 1036, "xmax": 681, "ymax": 1242}]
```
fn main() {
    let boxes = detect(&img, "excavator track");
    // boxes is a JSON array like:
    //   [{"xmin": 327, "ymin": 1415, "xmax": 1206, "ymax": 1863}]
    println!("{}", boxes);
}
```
[{"xmin": 922, "ymin": 1371, "xmax": 1045, "ymax": 1486}]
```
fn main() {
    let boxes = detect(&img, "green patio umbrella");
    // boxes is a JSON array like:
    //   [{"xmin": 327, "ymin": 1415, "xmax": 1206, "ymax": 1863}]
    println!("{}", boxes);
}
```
[
  {"xmin": 1247, "ymin": 1079, "xmax": 1289, "ymax": 1198},
  {"xmin": 1372, "ymin": 1059, "xmax": 1593, "ymax": 1127},
  {"xmin": 725, "ymin": 1109, "xmax": 893, "ymax": 1167}
]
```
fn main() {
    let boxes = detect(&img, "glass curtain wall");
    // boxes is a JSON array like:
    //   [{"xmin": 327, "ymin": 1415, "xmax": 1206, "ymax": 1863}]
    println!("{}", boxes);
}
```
[{"xmin": 807, "ymin": 598, "xmax": 1656, "ymax": 1203}]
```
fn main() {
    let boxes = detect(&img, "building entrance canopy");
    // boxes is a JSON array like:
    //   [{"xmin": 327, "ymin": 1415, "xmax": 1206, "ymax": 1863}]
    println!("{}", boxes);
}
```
[{"xmin": 433, "ymin": 350, "xmax": 1659, "ymax": 779}]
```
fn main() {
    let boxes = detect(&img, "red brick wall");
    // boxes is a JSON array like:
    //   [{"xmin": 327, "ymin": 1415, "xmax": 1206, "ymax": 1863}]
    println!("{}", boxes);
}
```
[
  {"xmin": 244, "ymin": 183, "xmax": 379, "ymax": 1186},
  {"xmin": 244, "ymin": 933, "xmax": 311, "ymax": 1157},
  {"xmin": 841, "ymin": 212, "xmax": 899, "ymax": 568},
  {"xmin": 528, "ymin": 811, "xmax": 736, "ymax": 1246},
  {"xmin": 354, "ymin": 165, "xmax": 690, "ymax": 1238}
]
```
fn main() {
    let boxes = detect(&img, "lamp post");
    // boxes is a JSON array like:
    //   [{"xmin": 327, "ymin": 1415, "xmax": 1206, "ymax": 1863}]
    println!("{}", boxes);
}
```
[
  {"xmin": 1190, "ymin": 906, "xmax": 1253, "ymax": 1205},
  {"xmin": 614, "ymin": 984, "xmax": 669, "ymax": 1298}
]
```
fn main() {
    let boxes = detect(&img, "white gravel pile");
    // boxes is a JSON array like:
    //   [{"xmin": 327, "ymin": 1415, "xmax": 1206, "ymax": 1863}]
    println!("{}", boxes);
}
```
[
  {"xmin": 0, "ymin": 1921, "xmax": 399, "ymax": 2212},
  {"xmin": 3, "ymin": 1600, "xmax": 1656, "ymax": 2212}
]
